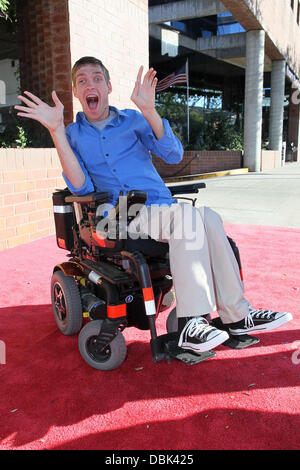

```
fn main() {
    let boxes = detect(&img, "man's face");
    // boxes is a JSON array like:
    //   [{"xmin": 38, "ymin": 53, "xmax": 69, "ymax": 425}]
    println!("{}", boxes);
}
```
[{"xmin": 72, "ymin": 64, "xmax": 112, "ymax": 122}]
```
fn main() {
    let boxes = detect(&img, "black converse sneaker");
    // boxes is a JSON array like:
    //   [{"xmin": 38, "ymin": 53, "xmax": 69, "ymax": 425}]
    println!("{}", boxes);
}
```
[
  {"xmin": 228, "ymin": 307, "xmax": 293, "ymax": 336},
  {"xmin": 178, "ymin": 317, "xmax": 229, "ymax": 353}
]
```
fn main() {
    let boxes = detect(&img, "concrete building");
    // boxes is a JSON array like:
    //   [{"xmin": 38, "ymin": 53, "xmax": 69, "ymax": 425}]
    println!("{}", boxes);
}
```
[{"xmin": 149, "ymin": 0, "xmax": 300, "ymax": 169}]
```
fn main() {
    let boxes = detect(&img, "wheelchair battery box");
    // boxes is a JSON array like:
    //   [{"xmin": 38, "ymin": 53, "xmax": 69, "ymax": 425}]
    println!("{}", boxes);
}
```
[{"xmin": 52, "ymin": 190, "xmax": 75, "ymax": 251}]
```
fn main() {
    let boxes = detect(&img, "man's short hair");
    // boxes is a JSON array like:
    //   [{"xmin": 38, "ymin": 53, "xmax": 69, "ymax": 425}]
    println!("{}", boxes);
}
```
[{"xmin": 72, "ymin": 57, "xmax": 110, "ymax": 85}]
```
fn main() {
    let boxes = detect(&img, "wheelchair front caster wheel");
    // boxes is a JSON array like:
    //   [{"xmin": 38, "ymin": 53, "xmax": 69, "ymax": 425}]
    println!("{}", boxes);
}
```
[
  {"xmin": 78, "ymin": 320, "xmax": 127, "ymax": 371},
  {"xmin": 51, "ymin": 270, "xmax": 83, "ymax": 335}
]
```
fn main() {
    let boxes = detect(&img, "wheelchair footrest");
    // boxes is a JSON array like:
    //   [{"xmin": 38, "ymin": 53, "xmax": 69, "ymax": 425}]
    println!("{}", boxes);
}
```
[
  {"xmin": 151, "ymin": 332, "xmax": 216, "ymax": 365},
  {"xmin": 223, "ymin": 335, "xmax": 260, "ymax": 349},
  {"xmin": 210, "ymin": 317, "xmax": 260, "ymax": 349},
  {"xmin": 166, "ymin": 342, "xmax": 216, "ymax": 365}
]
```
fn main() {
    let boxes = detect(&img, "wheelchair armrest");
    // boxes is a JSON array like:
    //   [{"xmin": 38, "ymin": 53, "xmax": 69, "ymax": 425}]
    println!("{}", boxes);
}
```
[
  {"xmin": 65, "ymin": 191, "xmax": 111, "ymax": 204},
  {"xmin": 167, "ymin": 182, "xmax": 206, "ymax": 196}
]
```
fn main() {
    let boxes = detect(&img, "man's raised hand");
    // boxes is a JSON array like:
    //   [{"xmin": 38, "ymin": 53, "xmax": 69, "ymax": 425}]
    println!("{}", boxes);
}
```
[
  {"xmin": 130, "ymin": 66, "xmax": 158, "ymax": 116},
  {"xmin": 131, "ymin": 66, "xmax": 165, "ymax": 140},
  {"xmin": 14, "ymin": 91, "xmax": 64, "ymax": 134}
]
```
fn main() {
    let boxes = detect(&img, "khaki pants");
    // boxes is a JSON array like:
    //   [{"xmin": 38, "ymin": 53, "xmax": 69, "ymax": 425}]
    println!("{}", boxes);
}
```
[{"xmin": 128, "ymin": 202, "xmax": 249, "ymax": 324}]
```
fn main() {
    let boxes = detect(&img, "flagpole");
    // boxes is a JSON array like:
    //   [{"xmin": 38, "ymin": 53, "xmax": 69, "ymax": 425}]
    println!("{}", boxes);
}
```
[{"xmin": 186, "ymin": 59, "xmax": 190, "ymax": 143}]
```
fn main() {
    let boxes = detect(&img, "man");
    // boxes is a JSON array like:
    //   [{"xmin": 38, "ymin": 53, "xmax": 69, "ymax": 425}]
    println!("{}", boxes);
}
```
[{"xmin": 15, "ymin": 56, "xmax": 292, "ymax": 355}]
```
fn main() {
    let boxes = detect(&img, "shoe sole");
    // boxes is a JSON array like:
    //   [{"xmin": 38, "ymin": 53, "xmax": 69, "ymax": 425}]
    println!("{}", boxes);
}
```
[
  {"xmin": 229, "ymin": 312, "xmax": 293, "ymax": 336},
  {"xmin": 178, "ymin": 330, "xmax": 229, "ymax": 354}
]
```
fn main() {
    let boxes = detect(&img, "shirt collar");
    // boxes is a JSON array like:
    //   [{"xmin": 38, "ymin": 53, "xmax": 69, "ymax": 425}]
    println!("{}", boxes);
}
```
[{"xmin": 76, "ymin": 106, "xmax": 127, "ymax": 126}]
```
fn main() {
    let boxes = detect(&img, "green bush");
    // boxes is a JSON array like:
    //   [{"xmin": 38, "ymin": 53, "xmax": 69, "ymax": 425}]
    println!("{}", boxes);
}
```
[
  {"xmin": 199, "ymin": 112, "xmax": 244, "ymax": 151},
  {"xmin": 0, "ymin": 107, "xmax": 53, "ymax": 148},
  {"xmin": 156, "ymin": 91, "xmax": 243, "ymax": 151},
  {"xmin": 0, "ymin": 0, "xmax": 10, "ymax": 17}
]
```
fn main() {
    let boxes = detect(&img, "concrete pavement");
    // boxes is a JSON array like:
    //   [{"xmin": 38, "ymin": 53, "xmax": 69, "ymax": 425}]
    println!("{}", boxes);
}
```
[{"xmin": 168, "ymin": 162, "xmax": 300, "ymax": 229}]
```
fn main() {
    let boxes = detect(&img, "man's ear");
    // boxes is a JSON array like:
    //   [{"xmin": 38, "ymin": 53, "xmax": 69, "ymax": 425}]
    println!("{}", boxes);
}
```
[
  {"xmin": 72, "ymin": 86, "xmax": 78, "ymax": 98},
  {"xmin": 107, "ymin": 81, "xmax": 112, "ymax": 95}
]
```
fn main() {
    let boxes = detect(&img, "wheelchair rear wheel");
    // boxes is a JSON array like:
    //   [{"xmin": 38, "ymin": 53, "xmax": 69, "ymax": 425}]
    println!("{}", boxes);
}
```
[
  {"xmin": 51, "ymin": 270, "xmax": 83, "ymax": 335},
  {"xmin": 78, "ymin": 320, "xmax": 127, "ymax": 371}
]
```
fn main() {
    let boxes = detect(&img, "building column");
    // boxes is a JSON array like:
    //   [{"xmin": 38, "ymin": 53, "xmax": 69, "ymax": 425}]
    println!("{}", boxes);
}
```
[
  {"xmin": 244, "ymin": 30, "xmax": 265, "ymax": 172},
  {"xmin": 269, "ymin": 60, "xmax": 286, "ymax": 151},
  {"xmin": 288, "ymin": 88, "xmax": 300, "ymax": 162}
]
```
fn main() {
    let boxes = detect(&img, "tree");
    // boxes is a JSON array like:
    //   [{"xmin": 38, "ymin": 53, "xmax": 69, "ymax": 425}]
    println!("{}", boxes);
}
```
[
  {"xmin": 156, "ymin": 89, "xmax": 204, "ymax": 149},
  {"xmin": 156, "ymin": 89, "xmax": 244, "ymax": 151},
  {"xmin": 0, "ymin": 0, "xmax": 10, "ymax": 18}
]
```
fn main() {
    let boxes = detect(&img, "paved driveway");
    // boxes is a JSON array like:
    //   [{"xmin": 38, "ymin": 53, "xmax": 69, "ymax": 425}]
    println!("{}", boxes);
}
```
[{"xmin": 189, "ymin": 162, "xmax": 300, "ymax": 228}]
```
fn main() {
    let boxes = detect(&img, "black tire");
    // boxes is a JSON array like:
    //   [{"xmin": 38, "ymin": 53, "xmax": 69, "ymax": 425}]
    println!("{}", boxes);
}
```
[
  {"xmin": 78, "ymin": 320, "xmax": 127, "ymax": 371},
  {"xmin": 166, "ymin": 307, "xmax": 178, "ymax": 333},
  {"xmin": 51, "ymin": 270, "xmax": 83, "ymax": 335}
]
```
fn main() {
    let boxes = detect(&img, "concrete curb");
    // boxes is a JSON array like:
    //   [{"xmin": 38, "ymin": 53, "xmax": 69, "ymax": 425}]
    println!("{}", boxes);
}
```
[{"xmin": 164, "ymin": 168, "xmax": 249, "ymax": 183}]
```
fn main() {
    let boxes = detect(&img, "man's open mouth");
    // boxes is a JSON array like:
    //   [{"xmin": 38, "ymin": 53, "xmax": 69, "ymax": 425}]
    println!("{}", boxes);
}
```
[{"xmin": 86, "ymin": 94, "xmax": 99, "ymax": 110}]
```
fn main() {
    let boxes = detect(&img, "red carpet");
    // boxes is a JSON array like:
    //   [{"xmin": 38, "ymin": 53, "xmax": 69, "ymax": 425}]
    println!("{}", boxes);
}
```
[{"xmin": 0, "ymin": 224, "xmax": 299, "ymax": 450}]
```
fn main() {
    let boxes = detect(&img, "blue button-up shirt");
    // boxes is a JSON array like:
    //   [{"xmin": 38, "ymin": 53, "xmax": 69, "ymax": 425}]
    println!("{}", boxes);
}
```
[{"xmin": 63, "ymin": 107, "xmax": 183, "ymax": 206}]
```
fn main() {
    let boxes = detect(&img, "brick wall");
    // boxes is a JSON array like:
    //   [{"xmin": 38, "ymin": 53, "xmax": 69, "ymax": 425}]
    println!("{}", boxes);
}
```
[
  {"xmin": 0, "ymin": 148, "xmax": 64, "ymax": 251},
  {"xmin": 152, "ymin": 151, "xmax": 243, "ymax": 178},
  {"xmin": 68, "ymin": 0, "xmax": 149, "ymax": 115},
  {"xmin": 16, "ymin": 0, "xmax": 149, "ymax": 125},
  {"xmin": 0, "ymin": 147, "xmax": 243, "ymax": 251},
  {"xmin": 1, "ymin": 0, "xmax": 150, "ymax": 251},
  {"xmin": 17, "ymin": 0, "xmax": 73, "ymax": 127}
]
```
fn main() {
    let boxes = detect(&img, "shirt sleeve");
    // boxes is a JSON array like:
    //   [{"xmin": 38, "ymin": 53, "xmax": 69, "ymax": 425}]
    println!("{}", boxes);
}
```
[
  {"xmin": 137, "ymin": 115, "xmax": 184, "ymax": 164},
  {"xmin": 63, "ymin": 130, "xmax": 95, "ymax": 196}
]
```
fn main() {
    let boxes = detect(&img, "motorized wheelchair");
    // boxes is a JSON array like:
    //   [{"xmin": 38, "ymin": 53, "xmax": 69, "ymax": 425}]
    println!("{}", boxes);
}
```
[{"xmin": 51, "ymin": 182, "xmax": 258, "ymax": 371}]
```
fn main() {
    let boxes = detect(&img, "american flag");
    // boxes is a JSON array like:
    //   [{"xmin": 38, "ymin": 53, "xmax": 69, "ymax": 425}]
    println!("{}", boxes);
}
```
[{"xmin": 156, "ymin": 63, "xmax": 188, "ymax": 92}]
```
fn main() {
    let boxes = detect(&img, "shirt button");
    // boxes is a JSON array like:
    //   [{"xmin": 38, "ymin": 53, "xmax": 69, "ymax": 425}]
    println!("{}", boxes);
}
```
[
  {"xmin": 113, "ymin": 169, "xmax": 116, "ymax": 172},
  {"xmin": 106, "ymin": 153, "xmax": 109, "ymax": 157}
]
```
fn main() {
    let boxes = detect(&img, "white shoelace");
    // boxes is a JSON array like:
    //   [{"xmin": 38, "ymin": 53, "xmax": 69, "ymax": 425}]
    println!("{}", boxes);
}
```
[
  {"xmin": 243, "ymin": 312, "xmax": 255, "ymax": 329},
  {"xmin": 184, "ymin": 317, "xmax": 216, "ymax": 340},
  {"xmin": 245, "ymin": 308, "xmax": 276, "ymax": 328},
  {"xmin": 249, "ymin": 308, "xmax": 276, "ymax": 318}
]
